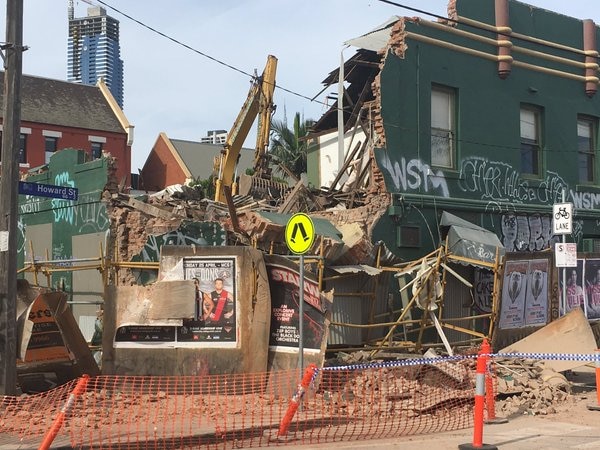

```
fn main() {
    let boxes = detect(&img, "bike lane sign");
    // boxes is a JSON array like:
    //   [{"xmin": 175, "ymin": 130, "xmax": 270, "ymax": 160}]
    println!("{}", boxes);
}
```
[{"xmin": 552, "ymin": 202, "xmax": 573, "ymax": 235}]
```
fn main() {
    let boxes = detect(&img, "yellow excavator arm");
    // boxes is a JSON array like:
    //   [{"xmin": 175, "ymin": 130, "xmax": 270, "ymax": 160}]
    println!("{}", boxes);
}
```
[{"xmin": 214, "ymin": 55, "xmax": 277, "ymax": 203}]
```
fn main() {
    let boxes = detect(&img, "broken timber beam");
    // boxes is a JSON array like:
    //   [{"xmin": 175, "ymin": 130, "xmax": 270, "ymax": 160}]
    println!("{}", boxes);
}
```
[{"xmin": 125, "ymin": 196, "xmax": 183, "ymax": 220}]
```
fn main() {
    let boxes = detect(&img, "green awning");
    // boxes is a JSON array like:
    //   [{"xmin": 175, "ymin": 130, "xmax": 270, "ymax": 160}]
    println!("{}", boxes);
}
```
[{"xmin": 440, "ymin": 211, "xmax": 505, "ymax": 266}]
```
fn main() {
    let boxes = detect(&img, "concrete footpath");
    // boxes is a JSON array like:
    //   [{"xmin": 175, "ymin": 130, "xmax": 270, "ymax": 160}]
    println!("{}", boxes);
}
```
[
  {"xmin": 1, "ymin": 415, "xmax": 599, "ymax": 449},
  {"xmin": 294, "ymin": 415, "xmax": 600, "ymax": 449}
]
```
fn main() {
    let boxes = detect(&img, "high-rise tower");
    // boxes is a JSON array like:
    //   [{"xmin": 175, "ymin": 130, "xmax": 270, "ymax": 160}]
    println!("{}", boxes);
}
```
[{"xmin": 67, "ymin": 2, "xmax": 124, "ymax": 108}]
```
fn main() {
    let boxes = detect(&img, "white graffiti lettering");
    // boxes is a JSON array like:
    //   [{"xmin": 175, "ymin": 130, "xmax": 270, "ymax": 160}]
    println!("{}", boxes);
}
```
[
  {"xmin": 379, "ymin": 154, "xmax": 449, "ymax": 197},
  {"xmin": 458, "ymin": 158, "xmax": 567, "ymax": 205},
  {"xmin": 571, "ymin": 192, "xmax": 600, "ymax": 210}
]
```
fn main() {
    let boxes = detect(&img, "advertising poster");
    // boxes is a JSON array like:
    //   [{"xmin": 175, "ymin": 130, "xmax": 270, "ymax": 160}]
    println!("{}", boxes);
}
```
[
  {"xmin": 585, "ymin": 259, "xmax": 600, "ymax": 320},
  {"xmin": 178, "ymin": 256, "xmax": 237, "ymax": 346},
  {"xmin": 18, "ymin": 296, "xmax": 71, "ymax": 364},
  {"xmin": 473, "ymin": 268, "xmax": 493, "ymax": 314},
  {"xmin": 114, "ymin": 325, "xmax": 176, "ymax": 343},
  {"xmin": 524, "ymin": 259, "xmax": 549, "ymax": 326},
  {"xmin": 560, "ymin": 260, "xmax": 586, "ymax": 316},
  {"xmin": 499, "ymin": 260, "xmax": 528, "ymax": 329},
  {"xmin": 114, "ymin": 256, "xmax": 237, "ymax": 348},
  {"xmin": 266, "ymin": 258, "xmax": 330, "ymax": 353}
]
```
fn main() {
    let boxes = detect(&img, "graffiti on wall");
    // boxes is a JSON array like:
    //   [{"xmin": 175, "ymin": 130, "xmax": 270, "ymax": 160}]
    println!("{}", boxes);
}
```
[
  {"xmin": 50, "ymin": 171, "xmax": 108, "ymax": 233},
  {"xmin": 20, "ymin": 195, "xmax": 43, "ymax": 215},
  {"xmin": 16, "ymin": 219, "xmax": 26, "ymax": 254},
  {"xmin": 458, "ymin": 157, "xmax": 568, "ymax": 206},
  {"xmin": 53, "ymin": 192, "xmax": 108, "ymax": 233},
  {"xmin": 380, "ymin": 152, "xmax": 599, "ymax": 213},
  {"xmin": 137, "ymin": 222, "xmax": 227, "ymax": 263},
  {"xmin": 379, "ymin": 153, "xmax": 449, "ymax": 197},
  {"xmin": 500, "ymin": 213, "xmax": 584, "ymax": 252}
]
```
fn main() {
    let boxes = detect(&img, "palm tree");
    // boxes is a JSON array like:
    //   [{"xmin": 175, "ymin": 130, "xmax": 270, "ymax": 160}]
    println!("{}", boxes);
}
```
[{"xmin": 269, "ymin": 112, "xmax": 314, "ymax": 180}]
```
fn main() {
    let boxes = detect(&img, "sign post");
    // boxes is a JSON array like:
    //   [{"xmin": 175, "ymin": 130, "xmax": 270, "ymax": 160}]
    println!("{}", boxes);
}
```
[
  {"xmin": 553, "ymin": 195, "xmax": 573, "ymax": 313},
  {"xmin": 285, "ymin": 213, "xmax": 315, "ymax": 371}
]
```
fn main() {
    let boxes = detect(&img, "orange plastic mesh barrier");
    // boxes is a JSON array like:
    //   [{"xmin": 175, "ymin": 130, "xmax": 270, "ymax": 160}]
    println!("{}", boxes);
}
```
[{"xmin": 1, "ymin": 358, "xmax": 478, "ymax": 449}]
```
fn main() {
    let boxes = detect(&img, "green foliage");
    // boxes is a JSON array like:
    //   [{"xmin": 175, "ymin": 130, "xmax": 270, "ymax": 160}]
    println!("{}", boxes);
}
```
[
  {"xmin": 188, "ymin": 175, "xmax": 215, "ymax": 199},
  {"xmin": 269, "ymin": 112, "xmax": 314, "ymax": 179}
]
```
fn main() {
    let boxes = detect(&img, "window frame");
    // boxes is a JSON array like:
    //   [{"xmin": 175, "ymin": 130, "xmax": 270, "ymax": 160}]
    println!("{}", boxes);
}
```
[
  {"xmin": 18, "ymin": 133, "xmax": 27, "ymax": 164},
  {"xmin": 577, "ymin": 115, "xmax": 597, "ymax": 184},
  {"xmin": 520, "ymin": 105, "xmax": 542, "ymax": 176},
  {"xmin": 44, "ymin": 136, "xmax": 59, "ymax": 164},
  {"xmin": 430, "ymin": 85, "xmax": 457, "ymax": 169},
  {"xmin": 91, "ymin": 141, "xmax": 103, "ymax": 159}
]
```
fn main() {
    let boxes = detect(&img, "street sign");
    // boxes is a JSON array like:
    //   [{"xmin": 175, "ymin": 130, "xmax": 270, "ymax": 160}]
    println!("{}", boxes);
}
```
[
  {"xmin": 285, "ymin": 213, "xmax": 315, "ymax": 255},
  {"xmin": 18, "ymin": 181, "xmax": 78, "ymax": 201},
  {"xmin": 552, "ymin": 202, "xmax": 572, "ymax": 235},
  {"xmin": 555, "ymin": 242, "xmax": 577, "ymax": 267}
]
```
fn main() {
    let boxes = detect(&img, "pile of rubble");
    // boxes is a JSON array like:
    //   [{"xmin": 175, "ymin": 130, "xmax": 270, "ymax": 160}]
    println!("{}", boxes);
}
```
[
  {"xmin": 324, "ymin": 350, "xmax": 582, "ymax": 419},
  {"xmin": 493, "ymin": 358, "xmax": 572, "ymax": 417}
]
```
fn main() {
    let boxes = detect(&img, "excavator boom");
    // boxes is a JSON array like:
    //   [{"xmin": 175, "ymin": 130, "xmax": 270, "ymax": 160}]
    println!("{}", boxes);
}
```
[{"xmin": 214, "ymin": 55, "xmax": 277, "ymax": 203}]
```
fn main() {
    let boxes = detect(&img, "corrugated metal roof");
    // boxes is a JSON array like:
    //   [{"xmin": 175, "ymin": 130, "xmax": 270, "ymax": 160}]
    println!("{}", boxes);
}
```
[
  {"xmin": 169, "ymin": 139, "xmax": 254, "ymax": 181},
  {"xmin": 0, "ymin": 72, "xmax": 125, "ymax": 133},
  {"xmin": 343, "ymin": 16, "xmax": 400, "ymax": 51}
]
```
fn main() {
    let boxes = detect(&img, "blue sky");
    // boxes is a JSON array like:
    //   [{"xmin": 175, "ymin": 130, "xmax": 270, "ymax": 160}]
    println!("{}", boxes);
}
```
[{"xmin": 1, "ymin": 0, "xmax": 597, "ymax": 172}]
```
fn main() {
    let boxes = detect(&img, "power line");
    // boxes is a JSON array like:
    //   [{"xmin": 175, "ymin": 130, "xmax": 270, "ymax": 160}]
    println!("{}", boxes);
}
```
[{"xmin": 94, "ymin": 0, "xmax": 325, "ymax": 106}]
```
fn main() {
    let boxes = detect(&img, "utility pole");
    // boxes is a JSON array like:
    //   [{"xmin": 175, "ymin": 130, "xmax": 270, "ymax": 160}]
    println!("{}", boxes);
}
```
[{"xmin": 0, "ymin": 0, "xmax": 24, "ymax": 396}]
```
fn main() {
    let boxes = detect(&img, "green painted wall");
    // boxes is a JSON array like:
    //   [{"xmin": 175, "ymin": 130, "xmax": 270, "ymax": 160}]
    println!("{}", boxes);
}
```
[
  {"xmin": 372, "ymin": 0, "xmax": 600, "ymax": 260},
  {"xmin": 18, "ymin": 149, "xmax": 111, "ymax": 293}
]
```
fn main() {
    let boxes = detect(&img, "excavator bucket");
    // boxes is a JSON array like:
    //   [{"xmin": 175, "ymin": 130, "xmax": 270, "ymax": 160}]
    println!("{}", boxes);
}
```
[{"xmin": 238, "ymin": 173, "xmax": 290, "ymax": 202}]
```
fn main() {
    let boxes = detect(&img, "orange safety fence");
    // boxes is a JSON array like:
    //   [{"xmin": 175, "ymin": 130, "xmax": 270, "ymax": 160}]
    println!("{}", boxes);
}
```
[{"xmin": 0, "ymin": 355, "xmax": 480, "ymax": 449}]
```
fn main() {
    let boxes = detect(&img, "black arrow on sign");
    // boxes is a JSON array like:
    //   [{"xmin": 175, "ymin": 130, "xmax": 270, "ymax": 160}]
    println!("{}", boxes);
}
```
[{"xmin": 290, "ymin": 222, "xmax": 310, "ymax": 243}]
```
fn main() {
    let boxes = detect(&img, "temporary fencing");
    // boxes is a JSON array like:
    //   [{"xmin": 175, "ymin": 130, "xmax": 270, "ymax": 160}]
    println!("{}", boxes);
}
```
[{"xmin": 1, "ymin": 350, "xmax": 597, "ymax": 449}]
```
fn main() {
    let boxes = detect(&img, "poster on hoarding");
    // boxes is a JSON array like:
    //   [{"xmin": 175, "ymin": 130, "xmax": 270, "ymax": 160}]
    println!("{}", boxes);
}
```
[
  {"xmin": 524, "ymin": 259, "xmax": 549, "ymax": 326},
  {"xmin": 473, "ymin": 268, "xmax": 493, "ymax": 314},
  {"xmin": 18, "ymin": 295, "xmax": 71, "ymax": 364},
  {"xmin": 178, "ymin": 256, "xmax": 237, "ymax": 345},
  {"xmin": 499, "ymin": 260, "xmax": 528, "ymax": 329},
  {"xmin": 559, "ymin": 260, "xmax": 586, "ymax": 316},
  {"xmin": 585, "ymin": 259, "xmax": 600, "ymax": 320},
  {"xmin": 114, "ymin": 256, "xmax": 238, "ymax": 348},
  {"xmin": 266, "ymin": 258, "xmax": 330, "ymax": 353}
]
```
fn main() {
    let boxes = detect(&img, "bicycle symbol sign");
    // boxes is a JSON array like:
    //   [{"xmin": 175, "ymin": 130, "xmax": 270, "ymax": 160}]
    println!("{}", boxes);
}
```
[{"xmin": 552, "ymin": 202, "xmax": 573, "ymax": 235}]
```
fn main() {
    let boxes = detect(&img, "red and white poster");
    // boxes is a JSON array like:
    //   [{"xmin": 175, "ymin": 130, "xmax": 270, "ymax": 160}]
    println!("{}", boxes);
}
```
[
  {"xmin": 266, "ymin": 257, "xmax": 330, "ymax": 353},
  {"xmin": 178, "ymin": 256, "xmax": 237, "ymax": 346}
]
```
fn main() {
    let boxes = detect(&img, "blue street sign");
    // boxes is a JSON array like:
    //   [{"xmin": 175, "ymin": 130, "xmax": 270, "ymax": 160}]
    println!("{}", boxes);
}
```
[{"xmin": 18, "ymin": 181, "xmax": 79, "ymax": 201}]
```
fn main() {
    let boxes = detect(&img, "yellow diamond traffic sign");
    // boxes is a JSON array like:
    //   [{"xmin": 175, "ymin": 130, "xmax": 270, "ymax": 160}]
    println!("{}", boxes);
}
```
[{"xmin": 285, "ymin": 213, "xmax": 315, "ymax": 254}]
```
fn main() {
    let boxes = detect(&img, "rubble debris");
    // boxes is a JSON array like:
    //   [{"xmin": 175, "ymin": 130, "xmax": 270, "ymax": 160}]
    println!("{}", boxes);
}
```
[
  {"xmin": 493, "ymin": 358, "xmax": 571, "ymax": 417},
  {"xmin": 320, "ymin": 362, "xmax": 472, "ymax": 419}
]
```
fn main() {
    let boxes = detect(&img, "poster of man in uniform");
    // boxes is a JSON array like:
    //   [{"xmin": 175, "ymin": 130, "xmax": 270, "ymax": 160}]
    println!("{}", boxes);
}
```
[
  {"xmin": 499, "ymin": 260, "xmax": 528, "ymax": 329},
  {"xmin": 178, "ymin": 257, "xmax": 237, "ymax": 345},
  {"xmin": 524, "ymin": 259, "xmax": 548, "ymax": 326},
  {"xmin": 265, "ymin": 257, "xmax": 331, "ymax": 353},
  {"xmin": 560, "ymin": 260, "xmax": 585, "ymax": 316},
  {"xmin": 585, "ymin": 259, "xmax": 600, "ymax": 320}
]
